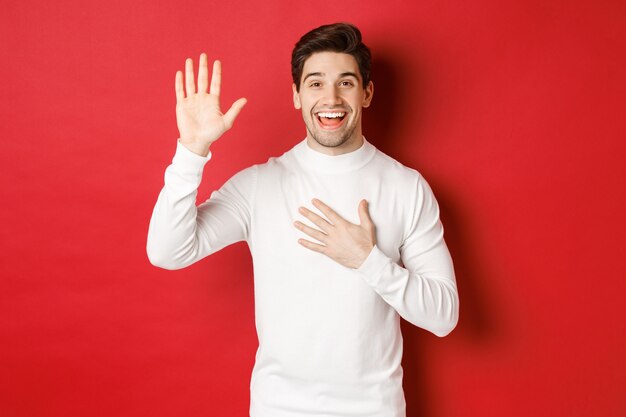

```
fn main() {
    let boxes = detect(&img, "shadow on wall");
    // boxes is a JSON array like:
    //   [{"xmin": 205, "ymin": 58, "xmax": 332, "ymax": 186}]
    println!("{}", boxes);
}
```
[
  {"xmin": 362, "ymin": 51, "xmax": 407, "ymax": 156},
  {"xmin": 364, "ymin": 51, "xmax": 502, "ymax": 417}
]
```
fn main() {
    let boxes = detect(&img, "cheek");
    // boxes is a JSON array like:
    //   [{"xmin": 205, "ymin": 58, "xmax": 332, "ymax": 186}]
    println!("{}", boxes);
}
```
[
  {"xmin": 342, "ymin": 93, "xmax": 362, "ymax": 108},
  {"xmin": 301, "ymin": 98, "xmax": 316, "ymax": 113}
]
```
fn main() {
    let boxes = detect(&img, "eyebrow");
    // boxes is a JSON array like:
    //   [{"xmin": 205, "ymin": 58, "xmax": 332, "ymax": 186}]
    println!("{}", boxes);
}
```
[{"xmin": 302, "ymin": 72, "xmax": 360, "ymax": 83}]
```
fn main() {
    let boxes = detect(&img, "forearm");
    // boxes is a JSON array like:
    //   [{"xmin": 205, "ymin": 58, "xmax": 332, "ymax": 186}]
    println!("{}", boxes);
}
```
[
  {"xmin": 146, "ymin": 141, "xmax": 211, "ymax": 269},
  {"xmin": 147, "ymin": 140, "xmax": 254, "ymax": 270},
  {"xmin": 357, "ymin": 244, "xmax": 459, "ymax": 337}
]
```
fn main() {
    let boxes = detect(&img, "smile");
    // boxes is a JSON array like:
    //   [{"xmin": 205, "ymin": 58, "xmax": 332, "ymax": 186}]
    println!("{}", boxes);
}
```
[{"xmin": 315, "ymin": 111, "xmax": 347, "ymax": 130}]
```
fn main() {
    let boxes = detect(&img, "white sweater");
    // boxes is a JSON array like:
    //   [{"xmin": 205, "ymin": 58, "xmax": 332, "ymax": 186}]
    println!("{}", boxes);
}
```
[{"xmin": 147, "ymin": 137, "xmax": 459, "ymax": 417}]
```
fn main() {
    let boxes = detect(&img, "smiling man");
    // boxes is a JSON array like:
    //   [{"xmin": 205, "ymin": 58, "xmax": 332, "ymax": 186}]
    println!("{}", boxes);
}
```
[
  {"xmin": 294, "ymin": 51, "xmax": 372, "ymax": 153},
  {"xmin": 147, "ymin": 22, "xmax": 459, "ymax": 417}
]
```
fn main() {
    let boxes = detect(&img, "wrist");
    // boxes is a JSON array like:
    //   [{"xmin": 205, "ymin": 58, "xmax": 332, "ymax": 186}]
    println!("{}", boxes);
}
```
[
  {"xmin": 354, "ymin": 243, "xmax": 375, "ymax": 269},
  {"xmin": 179, "ymin": 138, "xmax": 211, "ymax": 157}
]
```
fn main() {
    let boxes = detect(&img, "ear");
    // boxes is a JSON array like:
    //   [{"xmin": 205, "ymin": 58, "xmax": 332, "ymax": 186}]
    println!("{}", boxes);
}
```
[
  {"xmin": 362, "ymin": 81, "xmax": 374, "ymax": 108},
  {"xmin": 292, "ymin": 83, "xmax": 301, "ymax": 109}
]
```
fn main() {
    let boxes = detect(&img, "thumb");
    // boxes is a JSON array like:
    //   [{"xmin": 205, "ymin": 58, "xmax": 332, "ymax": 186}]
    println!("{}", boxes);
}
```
[
  {"xmin": 223, "ymin": 97, "xmax": 247, "ymax": 129},
  {"xmin": 358, "ymin": 199, "xmax": 373, "ymax": 226}
]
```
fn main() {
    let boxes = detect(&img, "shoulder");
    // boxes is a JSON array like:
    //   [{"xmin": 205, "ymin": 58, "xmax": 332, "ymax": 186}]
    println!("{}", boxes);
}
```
[
  {"xmin": 369, "ymin": 145, "xmax": 424, "ymax": 185},
  {"xmin": 219, "ymin": 141, "xmax": 301, "ymax": 188},
  {"xmin": 223, "ymin": 163, "xmax": 259, "ymax": 186},
  {"xmin": 367, "ymin": 145, "xmax": 439, "ymax": 212}
]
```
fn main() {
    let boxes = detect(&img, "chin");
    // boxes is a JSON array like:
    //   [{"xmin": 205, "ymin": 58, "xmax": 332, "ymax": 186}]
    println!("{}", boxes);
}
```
[
  {"xmin": 308, "ymin": 125, "xmax": 358, "ymax": 149},
  {"xmin": 312, "ymin": 134, "xmax": 350, "ymax": 148}
]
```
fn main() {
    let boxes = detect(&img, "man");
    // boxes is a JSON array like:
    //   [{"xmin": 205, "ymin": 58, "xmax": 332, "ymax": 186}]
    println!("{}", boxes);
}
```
[{"xmin": 147, "ymin": 22, "xmax": 459, "ymax": 417}]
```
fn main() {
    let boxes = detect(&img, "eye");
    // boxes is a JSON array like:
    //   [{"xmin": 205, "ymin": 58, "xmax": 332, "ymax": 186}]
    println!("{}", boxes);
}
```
[
  {"xmin": 309, "ymin": 81, "xmax": 322, "ymax": 88},
  {"xmin": 339, "ymin": 80, "xmax": 354, "ymax": 87}
]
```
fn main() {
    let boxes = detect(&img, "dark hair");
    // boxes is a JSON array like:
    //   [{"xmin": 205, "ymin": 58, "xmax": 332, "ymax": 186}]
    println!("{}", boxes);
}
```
[{"xmin": 291, "ymin": 22, "xmax": 371, "ymax": 92}]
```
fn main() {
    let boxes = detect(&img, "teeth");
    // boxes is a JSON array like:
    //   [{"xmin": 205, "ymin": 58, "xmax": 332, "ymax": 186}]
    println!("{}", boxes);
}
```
[{"xmin": 317, "ymin": 112, "xmax": 345, "ymax": 118}]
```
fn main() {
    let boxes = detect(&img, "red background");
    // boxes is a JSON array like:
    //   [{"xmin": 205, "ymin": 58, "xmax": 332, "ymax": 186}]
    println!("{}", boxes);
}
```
[{"xmin": 2, "ymin": 1, "xmax": 625, "ymax": 416}]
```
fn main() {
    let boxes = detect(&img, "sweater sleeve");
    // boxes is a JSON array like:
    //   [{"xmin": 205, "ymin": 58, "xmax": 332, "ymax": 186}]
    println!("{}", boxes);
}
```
[
  {"xmin": 356, "ymin": 175, "xmax": 459, "ymax": 337},
  {"xmin": 146, "ymin": 140, "xmax": 257, "ymax": 270}
]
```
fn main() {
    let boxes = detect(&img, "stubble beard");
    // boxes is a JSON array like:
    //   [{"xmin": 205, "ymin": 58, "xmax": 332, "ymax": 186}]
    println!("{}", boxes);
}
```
[{"xmin": 306, "ymin": 110, "xmax": 359, "ymax": 149}]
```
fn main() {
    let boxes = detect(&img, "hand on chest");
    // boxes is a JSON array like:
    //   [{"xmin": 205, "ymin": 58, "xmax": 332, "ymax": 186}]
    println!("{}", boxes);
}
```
[{"xmin": 252, "ymin": 172, "xmax": 406, "ymax": 265}]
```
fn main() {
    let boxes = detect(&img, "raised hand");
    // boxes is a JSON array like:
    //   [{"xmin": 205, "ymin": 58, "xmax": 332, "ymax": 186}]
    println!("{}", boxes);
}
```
[
  {"xmin": 294, "ymin": 199, "xmax": 377, "ymax": 269},
  {"xmin": 175, "ymin": 53, "xmax": 247, "ymax": 157}
]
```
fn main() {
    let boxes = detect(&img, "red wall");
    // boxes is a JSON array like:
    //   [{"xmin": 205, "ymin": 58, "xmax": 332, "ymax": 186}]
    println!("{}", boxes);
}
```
[{"xmin": 1, "ymin": 1, "xmax": 624, "ymax": 416}]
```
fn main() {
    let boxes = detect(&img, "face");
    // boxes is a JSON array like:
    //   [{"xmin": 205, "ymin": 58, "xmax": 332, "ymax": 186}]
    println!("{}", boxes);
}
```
[{"xmin": 293, "ymin": 52, "xmax": 373, "ymax": 154}]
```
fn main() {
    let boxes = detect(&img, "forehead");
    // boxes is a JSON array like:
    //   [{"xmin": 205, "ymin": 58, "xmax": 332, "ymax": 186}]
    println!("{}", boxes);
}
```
[{"xmin": 302, "ymin": 51, "xmax": 360, "ymax": 78}]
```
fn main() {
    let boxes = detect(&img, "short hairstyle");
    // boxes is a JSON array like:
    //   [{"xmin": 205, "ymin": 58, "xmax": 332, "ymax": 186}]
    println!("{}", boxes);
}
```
[{"xmin": 291, "ymin": 22, "xmax": 372, "ymax": 92}]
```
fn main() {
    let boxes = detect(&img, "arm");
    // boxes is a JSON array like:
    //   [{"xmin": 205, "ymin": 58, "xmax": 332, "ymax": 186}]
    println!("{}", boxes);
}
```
[
  {"xmin": 146, "ymin": 53, "xmax": 250, "ymax": 269},
  {"xmin": 356, "ymin": 176, "xmax": 459, "ymax": 337},
  {"xmin": 295, "ymin": 178, "xmax": 459, "ymax": 337},
  {"xmin": 146, "ymin": 143, "xmax": 256, "ymax": 269}
]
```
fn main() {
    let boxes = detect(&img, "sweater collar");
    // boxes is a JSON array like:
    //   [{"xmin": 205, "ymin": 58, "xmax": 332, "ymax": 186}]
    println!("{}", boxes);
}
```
[{"xmin": 292, "ymin": 136, "xmax": 376, "ymax": 174}]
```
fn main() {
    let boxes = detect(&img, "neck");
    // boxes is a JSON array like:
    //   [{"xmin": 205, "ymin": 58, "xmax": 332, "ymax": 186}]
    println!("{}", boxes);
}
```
[
  {"xmin": 294, "ymin": 135, "xmax": 374, "ymax": 174},
  {"xmin": 305, "ymin": 130, "xmax": 365, "ymax": 156}
]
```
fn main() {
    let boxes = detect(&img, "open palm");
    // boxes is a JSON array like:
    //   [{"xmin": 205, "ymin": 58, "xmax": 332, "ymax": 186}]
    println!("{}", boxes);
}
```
[{"xmin": 175, "ymin": 53, "xmax": 247, "ymax": 156}]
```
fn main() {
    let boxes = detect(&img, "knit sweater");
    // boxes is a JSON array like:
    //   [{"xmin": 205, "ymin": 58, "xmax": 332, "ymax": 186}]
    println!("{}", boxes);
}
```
[{"xmin": 147, "ymin": 137, "xmax": 459, "ymax": 417}]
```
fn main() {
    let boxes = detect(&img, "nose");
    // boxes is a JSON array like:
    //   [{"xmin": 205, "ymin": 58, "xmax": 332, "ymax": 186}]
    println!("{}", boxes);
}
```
[{"xmin": 321, "ymin": 85, "xmax": 343, "ymax": 107}]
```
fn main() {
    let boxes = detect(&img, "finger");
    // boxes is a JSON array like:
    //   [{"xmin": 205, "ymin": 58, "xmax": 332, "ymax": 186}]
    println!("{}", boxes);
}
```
[
  {"xmin": 185, "ymin": 58, "xmax": 196, "ymax": 96},
  {"xmin": 197, "ymin": 53, "xmax": 208, "ymax": 93},
  {"xmin": 175, "ymin": 70, "xmax": 184, "ymax": 101},
  {"xmin": 294, "ymin": 221, "xmax": 327, "ymax": 243},
  {"xmin": 299, "ymin": 206, "xmax": 333, "ymax": 231},
  {"xmin": 358, "ymin": 199, "xmax": 373, "ymax": 226},
  {"xmin": 297, "ymin": 238, "xmax": 327, "ymax": 254},
  {"xmin": 210, "ymin": 60, "xmax": 221, "ymax": 96},
  {"xmin": 223, "ymin": 98, "xmax": 247, "ymax": 129},
  {"xmin": 311, "ymin": 198, "xmax": 343, "ymax": 225}
]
